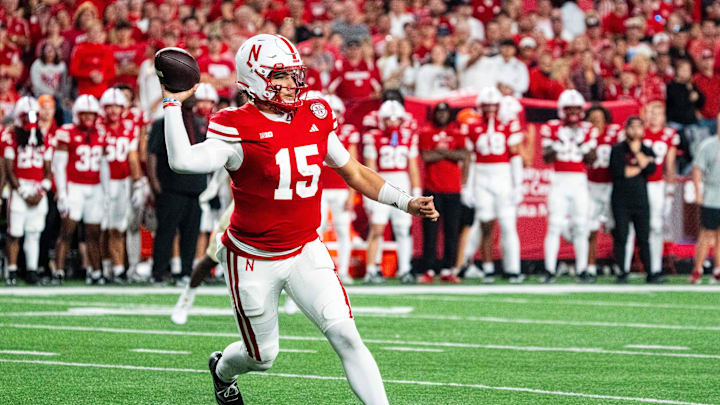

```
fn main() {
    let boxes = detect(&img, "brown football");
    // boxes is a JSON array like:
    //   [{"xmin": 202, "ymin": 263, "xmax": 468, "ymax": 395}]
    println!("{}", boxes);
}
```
[{"xmin": 154, "ymin": 47, "xmax": 201, "ymax": 93}]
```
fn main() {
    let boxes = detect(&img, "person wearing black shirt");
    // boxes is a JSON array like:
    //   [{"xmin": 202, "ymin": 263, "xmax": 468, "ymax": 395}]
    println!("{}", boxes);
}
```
[
  {"xmin": 609, "ymin": 116, "xmax": 663, "ymax": 283},
  {"xmin": 147, "ymin": 98, "xmax": 208, "ymax": 283}
]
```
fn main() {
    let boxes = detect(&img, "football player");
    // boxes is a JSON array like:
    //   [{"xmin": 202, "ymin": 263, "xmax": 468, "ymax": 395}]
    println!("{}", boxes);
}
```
[
  {"xmin": 540, "ymin": 90, "xmax": 597, "ymax": 283},
  {"xmin": 464, "ymin": 87, "xmax": 524, "ymax": 283},
  {"xmin": 2, "ymin": 97, "xmax": 52, "ymax": 285},
  {"xmin": 194, "ymin": 83, "xmax": 223, "ymax": 260},
  {"xmin": 161, "ymin": 34, "xmax": 437, "ymax": 405},
  {"xmin": 53, "ymin": 95, "xmax": 108, "ymax": 284},
  {"xmin": 98, "ymin": 88, "xmax": 141, "ymax": 281},
  {"xmin": 362, "ymin": 100, "xmax": 421, "ymax": 284},
  {"xmin": 315, "ymin": 92, "xmax": 359, "ymax": 285},
  {"xmin": 585, "ymin": 105, "xmax": 622, "ymax": 282},
  {"xmin": 624, "ymin": 100, "xmax": 677, "ymax": 281}
]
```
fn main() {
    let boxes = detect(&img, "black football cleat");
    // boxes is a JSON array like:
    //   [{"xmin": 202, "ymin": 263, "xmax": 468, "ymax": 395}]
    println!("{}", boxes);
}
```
[
  {"xmin": 26, "ymin": 271, "xmax": 39, "ymax": 285},
  {"xmin": 209, "ymin": 351, "xmax": 243, "ymax": 405},
  {"xmin": 615, "ymin": 272, "xmax": 629, "ymax": 284},
  {"xmin": 646, "ymin": 273, "xmax": 667, "ymax": 284},
  {"xmin": 540, "ymin": 271, "xmax": 557, "ymax": 284},
  {"xmin": 6, "ymin": 271, "xmax": 17, "ymax": 286}
]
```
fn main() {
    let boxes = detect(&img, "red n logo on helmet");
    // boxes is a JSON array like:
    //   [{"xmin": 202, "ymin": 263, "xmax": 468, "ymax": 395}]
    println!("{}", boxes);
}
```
[{"xmin": 246, "ymin": 44, "xmax": 262, "ymax": 67}]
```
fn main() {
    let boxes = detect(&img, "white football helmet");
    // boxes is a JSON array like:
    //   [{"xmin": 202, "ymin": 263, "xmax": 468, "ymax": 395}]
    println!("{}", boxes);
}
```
[
  {"xmin": 99, "ymin": 88, "xmax": 129, "ymax": 108},
  {"xmin": 195, "ymin": 83, "xmax": 219, "ymax": 103},
  {"xmin": 323, "ymin": 94, "xmax": 345, "ymax": 116},
  {"xmin": 14, "ymin": 96, "xmax": 40, "ymax": 120},
  {"xmin": 477, "ymin": 86, "xmax": 502, "ymax": 117},
  {"xmin": 498, "ymin": 95, "xmax": 522, "ymax": 124},
  {"xmin": 557, "ymin": 89, "xmax": 586, "ymax": 122},
  {"xmin": 378, "ymin": 100, "xmax": 405, "ymax": 129},
  {"xmin": 235, "ymin": 34, "xmax": 306, "ymax": 112},
  {"xmin": 73, "ymin": 94, "xmax": 100, "ymax": 124}
]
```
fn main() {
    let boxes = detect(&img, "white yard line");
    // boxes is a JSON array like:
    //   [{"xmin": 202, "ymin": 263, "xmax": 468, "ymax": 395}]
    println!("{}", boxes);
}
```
[
  {"xmin": 0, "ymin": 350, "xmax": 58, "ymax": 356},
  {"xmin": 130, "ymin": 349, "xmax": 190, "ymax": 355},
  {"xmin": 0, "ymin": 358, "xmax": 710, "ymax": 405},
  {"xmin": 381, "ymin": 346, "xmax": 444, "ymax": 353},
  {"xmin": 1, "ymin": 284, "xmax": 720, "ymax": 297},
  {"xmin": 0, "ymin": 305, "xmax": 413, "ymax": 317},
  {"xmin": 3, "ymin": 323, "xmax": 720, "ymax": 360},
  {"xmin": 624, "ymin": 345, "xmax": 690, "ymax": 351},
  {"xmin": 279, "ymin": 349, "xmax": 317, "ymax": 354},
  {"xmin": 410, "ymin": 295, "xmax": 720, "ymax": 311}
]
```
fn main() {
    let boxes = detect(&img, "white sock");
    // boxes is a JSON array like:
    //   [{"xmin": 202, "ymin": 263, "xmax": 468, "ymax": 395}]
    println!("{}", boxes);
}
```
[
  {"xmin": 217, "ymin": 339, "xmax": 275, "ymax": 381},
  {"xmin": 544, "ymin": 225, "xmax": 561, "ymax": 274},
  {"xmin": 393, "ymin": 225, "xmax": 412, "ymax": 276},
  {"xmin": 92, "ymin": 269, "xmax": 102, "ymax": 280},
  {"xmin": 713, "ymin": 267, "xmax": 720, "ymax": 276},
  {"xmin": 649, "ymin": 227, "xmax": 663, "ymax": 274},
  {"xmin": 325, "ymin": 321, "xmax": 389, "ymax": 405},
  {"xmin": 464, "ymin": 222, "xmax": 481, "ymax": 264},
  {"xmin": 112, "ymin": 265, "xmax": 125, "ymax": 277},
  {"xmin": 102, "ymin": 259, "xmax": 112, "ymax": 278},
  {"xmin": 573, "ymin": 232, "xmax": 589, "ymax": 273},
  {"xmin": 7, "ymin": 264, "xmax": 17, "ymax": 272},
  {"xmin": 482, "ymin": 262, "xmax": 494, "ymax": 275},
  {"xmin": 23, "ymin": 231, "xmax": 41, "ymax": 271},
  {"xmin": 498, "ymin": 216, "xmax": 520, "ymax": 275},
  {"xmin": 126, "ymin": 230, "xmax": 141, "ymax": 269},
  {"xmin": 366, "ymin": 264, "xmax": 378, "ymax": 277},
  {"xmin": 587, "ymin": 264, "xmax": 597, "ymax": 276},
  {"xmin": 335, "ymin": 212, "xmax": 352, "ymax": 278},
  {"xmin": 171, "ymin": 257, "xmax": 182, "ymax": 275}
]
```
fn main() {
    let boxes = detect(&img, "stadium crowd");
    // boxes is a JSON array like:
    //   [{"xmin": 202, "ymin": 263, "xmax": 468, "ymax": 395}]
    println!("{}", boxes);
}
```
[{"xmin": 0, "ymin": 0, "xmax": 719, "ymax": 287}]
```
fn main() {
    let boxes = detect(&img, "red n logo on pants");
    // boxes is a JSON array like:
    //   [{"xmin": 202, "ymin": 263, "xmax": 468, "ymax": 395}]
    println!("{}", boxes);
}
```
[{"xmin": 245, "ymin": 259, "xmax": 254, "ymax": 271}]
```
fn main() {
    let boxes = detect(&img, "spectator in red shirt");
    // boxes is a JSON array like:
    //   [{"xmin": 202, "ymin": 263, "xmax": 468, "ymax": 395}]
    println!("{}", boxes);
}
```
[
  {"xmin": 632, "ymin": 53, "xmax": 666, "ymax": 104},
  {"xmin": 694, "ymin": 48, "xmax": 720, "ymax": 134},
  {"xmin": 605, "ymin": 64, "xmax": 642, "ymax": 102},
  {"xmin": 0, "ymin": 74, "xmax": 18, "ymax": 118},
  {"xmin": 110, "ymin": 20, "xmax": 144, "ymax": 89},
  {"xmin": 419, "ymin": 102, "xmax": 466, "ymax": 279},
  {"xmin": 528, "ymin": 52, "xmax": 565, "ymax": 99},
  {"xmin": 0, "ymin": 22, "xmax": 22, "ymax": 86},
  {"xmin": 69, "ymin": 20, "xmax": 115, "ymax": 98},
  {"xmin": 546, "ymin": 11, "xmax": 569, "ymax": 58},
  {"xmin": 2, "ymin": 0, "xmax": 29, "ymax": 48},
  {"xmin": 197, "ymin": 34, "xmax": 235, "ymax": 99},
  {"xmin": 328, "ymin": 39, "xmax": 382, "ymax": 102},
  {"xmin": 602, "ymin": 0, "xmax": 628, "ymax": 36}
]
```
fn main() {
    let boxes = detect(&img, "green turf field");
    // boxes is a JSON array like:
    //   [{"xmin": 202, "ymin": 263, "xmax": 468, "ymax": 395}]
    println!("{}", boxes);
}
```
[{"xmin": 1, "ymin": 276, "xmax": 719, "ymax": 404}]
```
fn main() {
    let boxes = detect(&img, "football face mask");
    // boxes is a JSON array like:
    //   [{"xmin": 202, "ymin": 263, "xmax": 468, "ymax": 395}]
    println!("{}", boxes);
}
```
[{"xmin": 262, "ymin": 67, "xmax": 307, "ymax": 111}]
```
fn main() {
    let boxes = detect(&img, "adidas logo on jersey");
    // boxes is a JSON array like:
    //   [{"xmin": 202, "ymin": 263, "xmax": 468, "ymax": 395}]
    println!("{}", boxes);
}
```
[
  {"xmin": 310, "ymin": 124, "xmax": 319, "ymax": 133},
  {"xmin": 259, "ymin": 131, "xmax": 273, "ymax": 139}
]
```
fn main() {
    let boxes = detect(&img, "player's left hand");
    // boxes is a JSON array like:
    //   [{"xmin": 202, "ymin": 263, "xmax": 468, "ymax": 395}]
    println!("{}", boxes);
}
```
[
  {"xmin": 161, "ymin": 83, "xmax": 199, "ymax": 103},
  {"xmin": 409, "ymin": 196, "xmax": 439, "ymax": 221}
]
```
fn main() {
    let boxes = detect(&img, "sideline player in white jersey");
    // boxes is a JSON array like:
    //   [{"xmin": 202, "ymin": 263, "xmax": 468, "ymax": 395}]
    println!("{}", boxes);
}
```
[
  {"xmin": 160, "ymin": 34, "xmax": 438, "ymax": 405},
  {"xmin": 314, "ymin": 92, "xmax": 359, "ymax": 285},
  {"xmin": 464, "ymin": 87, "xmax": 524, "ymax": 283},
  {"xmin": 585, "ymin": 105, "xmax": 622, "ymax": 282},
  {"xmin": 362, "ymin": 100, "xmax": 422, "ymax": 284},
  {"xmin": 98, "ymin": 88, "xmax": 141, "ymax": 281},
  {"xmin": 2, "ymin": 97, "xmax": 52, "ymax": 285},
  {"xmin": 540, "ymin": 90, "xmax": 597, "ymax": 283},
  {"xmin": 624, "ymin": 100, "xmax": 677, "ymax": 279}
]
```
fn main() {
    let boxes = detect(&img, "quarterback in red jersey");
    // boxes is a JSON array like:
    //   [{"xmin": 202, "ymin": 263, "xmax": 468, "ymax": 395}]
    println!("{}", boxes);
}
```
[
  {"xmin": 312, "ymin": 92, "xmax": 359, "ymax": 285},
  {"xmin": 98, "ymin": 88, "xmax": 141, "ymax": 280},
  {"xmin": 464, "ymin": 87, "xmax": 525, "ymax": 283},
  {"xmin": 161, "ymin": 34, "xmax": 437, "ymax": 405},
  {"xmin": 362, "ymin": 100, "xmax": 421, "ymax": 284},
  {"xmin": 52, "ymin": 95, "xmax": 108, "ymax": 284},
  {"xmin": 2, "ymin": 97, "xmax": 52, "ymax": 286},
  {"xmin": 540, "ymin": 90, "xmax": 597, "ymax": 282},
  {"xmin": 585, "ymin": 105, "xmax": 622, "ymax": 282},
  {"xmin": 623, "ymin": 101, "xmax": 677, "ymax": 279}
]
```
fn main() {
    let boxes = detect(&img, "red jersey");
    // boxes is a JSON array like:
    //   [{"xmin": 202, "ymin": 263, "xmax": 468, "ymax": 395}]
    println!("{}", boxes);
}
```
[
  {"xmin": 99, "ymin": 119, "xmax": 138, "ymax": 180},
  {"xmin": 206, "ymin": 99, "xmax": 336, "ymax": 257},
  {"xmin": 328, "ymin": 58, "xmax": 382, "ymax": 101},
  {"xmin": 54, "ymin": 123, "xmax": 106, "ymax": 185},
  {"xmin": 472, "ymin": 0, "xmax": 502, "ymax": 23},
  {"xmin": 540, "ymin": 120, "xmax": 596, "ymax": 173},
  {"xmin": 419, "ymin": 122, "xmax": 464, "ymax": 193},
  {"xmin": 321, "ymin": 122, "xmax": 359, "ymax": 189},
  {"xmin": 643, "ymin": 126, "xmax": 679, "ymax": 182},
  {"xmin": 1, "ymin": 127, "xmax": 50, "ymax": 182},
  {"xmin": 465, "ymin": 117, "xmax": 523, "ymax": 164},
  {"xmin": 69, "ymin": 42, "xmax": 115, "ymax": 98},
  {"xmin": 124, "ymin": 107, "xmax": 150, "ymax": 128},
  {"xmin": 110, "ymin": 43, "xmax": 145, "ymax": 88},
  {"xmin": 587, "ymin": 123, "xmax": 622, "ymax": 183},
  {"xmin": 197, "ymin": 54, "xmax": 235, "ymax": 98},
  {"xmin": 604, "ymin": 83, "xmax": 642, "ymax": 102},
  {"xmin": 363, "ymin": 126, "xmax": 418, "ymax": 173}
]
